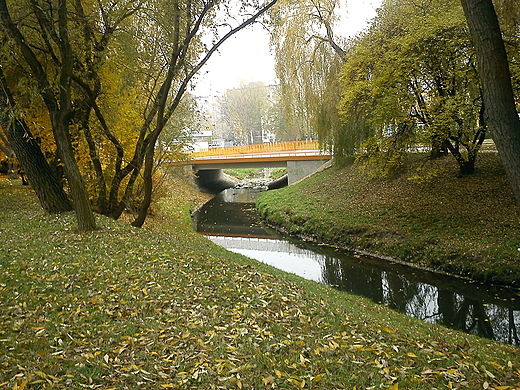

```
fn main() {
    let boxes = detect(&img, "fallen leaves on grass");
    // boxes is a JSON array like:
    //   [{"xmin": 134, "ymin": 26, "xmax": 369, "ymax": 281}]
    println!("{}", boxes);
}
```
[{"xmin": 1, "ymin": 179, "xmax": 519, "ymax": 389}]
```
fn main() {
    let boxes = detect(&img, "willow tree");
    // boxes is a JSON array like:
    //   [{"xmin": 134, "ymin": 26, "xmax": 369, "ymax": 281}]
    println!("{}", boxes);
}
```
[
  {"xmin": 271, "ymin": 0, "xmax": 350, "ymax": 152},
  {"xmin": 0, "ymin": 0, "xmax": 279, "ymax": 229}
]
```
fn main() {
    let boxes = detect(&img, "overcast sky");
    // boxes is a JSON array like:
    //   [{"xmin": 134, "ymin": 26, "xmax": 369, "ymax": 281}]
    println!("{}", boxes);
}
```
[{"xmin": 193, "ymin": 0, "xmax": 382, "ymax": 97}]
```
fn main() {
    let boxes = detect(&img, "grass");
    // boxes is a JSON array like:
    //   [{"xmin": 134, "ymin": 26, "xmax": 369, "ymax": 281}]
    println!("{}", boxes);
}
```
[
  {"xmin": 1, "ymin": 174, "xmax": 519, "ymax": 389},
  {"xmin": 223, "ymin": 168, "xmax": 262, "ymax": 180},
  {"xmin": 270, "ymin": 168, "xmax": 288, "ymax": 180},
  {"xmin": 257, "ymin": 153, "xmax": 520, "ymax": 288},
  {"xmin": 223, "ymin": 168, "xmax": 287, "ymax": 181}
]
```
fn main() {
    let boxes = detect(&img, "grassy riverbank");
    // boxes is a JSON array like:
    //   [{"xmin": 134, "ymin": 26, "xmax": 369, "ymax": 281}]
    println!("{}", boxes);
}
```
[
  {"xmin": 1, "ymin": 175, "xmax": 519, "ymax": 389},
  {"xmin": 257, "ymin": 153, "xmax": 520, "ymax": 288}
]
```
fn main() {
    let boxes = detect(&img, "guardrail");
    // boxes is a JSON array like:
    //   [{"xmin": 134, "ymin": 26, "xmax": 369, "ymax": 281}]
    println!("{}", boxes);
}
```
[{"xmin": 191, "ymin": 140, "xmax": 321, "ymax": 158}]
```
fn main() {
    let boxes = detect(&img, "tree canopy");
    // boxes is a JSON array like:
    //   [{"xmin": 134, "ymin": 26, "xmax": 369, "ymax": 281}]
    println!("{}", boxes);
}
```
[
  {"xmin": 0, "ymin": 0, "xmax": 279, "ymax": 229},
  {"xmin": 271, "ymin": 0, "xmax": 346, "ymax": 148},
  {"xmin": 217, "ymin": 82, "xmax": 279, "ymax": 145},
  {"xmin": 337, "ymin": 0, "xmax": 491, "ymax": 176}
]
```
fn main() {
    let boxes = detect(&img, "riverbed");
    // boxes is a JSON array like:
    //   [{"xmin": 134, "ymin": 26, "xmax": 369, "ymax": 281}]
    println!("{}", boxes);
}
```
[{"xmin": 192, "ymin": 187, "xmax": 520, "ymax": 345}]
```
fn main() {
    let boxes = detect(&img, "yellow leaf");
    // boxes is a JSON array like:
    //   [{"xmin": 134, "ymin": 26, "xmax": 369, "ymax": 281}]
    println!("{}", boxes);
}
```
[
  {"xmin": 311, "ymin": 373, "xmax": 325, "ymax": 382},
  {"xmin": 287, "ymin": 378, "xmax": 305, "ymax": 388},
  {"xmin": 17, "ymin": 380, "xmax": 28, "ymax": 390},
  {"xmin": 491, "ymin": 362, "xmax": 505, "ymax": 372},
  {"xmin": 406, "ymin": 352, "xmax": 418, "ymax": 358},
  {"xmin": 389, "ymin": 383, "xmax": 398, "ymax": 390},
  {"xmin": 263, "ymin": 376, "xmax": 275, "ymax": 385},
  {"xmin": 383, "ymin": 327, "xmax": 395, "ymax": 333},
  {"xmin": 484, "ymin": 369, "xmax": 495, "ymax": 379},
  {"xmin": 495, "ymin": 387, "xmax": 511, "ymax": 390}
]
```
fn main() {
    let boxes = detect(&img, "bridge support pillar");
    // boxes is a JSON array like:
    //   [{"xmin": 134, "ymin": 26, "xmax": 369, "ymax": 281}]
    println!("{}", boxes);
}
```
[{"xmin": 287, "ymin": 160, "xmax": 328, "ymax": 185}]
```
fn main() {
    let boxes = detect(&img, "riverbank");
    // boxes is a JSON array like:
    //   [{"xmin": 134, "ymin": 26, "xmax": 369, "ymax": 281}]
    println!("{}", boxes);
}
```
[
  {"xmin": 1, "ymin": 175, "xmax": 519, "ymax": 389},
  {"xmin": 256, "ymin": 152, "xmax": 520, "ymax": 289}
]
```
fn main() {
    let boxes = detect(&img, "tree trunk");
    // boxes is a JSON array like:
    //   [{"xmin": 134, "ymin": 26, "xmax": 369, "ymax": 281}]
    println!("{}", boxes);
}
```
[
  {"xmin": 53, "ymin": 114, "xmax": 98, "ymax": 230},
  {"xmin": 78, "ymin": 103, "xmax": 108, "ymax": 214},
  {"xmin": 461, "ymin": 0, "xmax": 520, "ymax": 207},
  {"xmin": 131, "ymin": 133, "xmax": 156, "ymax": 227},
  {"xmin": 0, "ymin": 67, "xmax": 73, "ymax": 213},
  {"xmin": 52, "ymin": 0, "xmax": 97, "ymax": 231}
]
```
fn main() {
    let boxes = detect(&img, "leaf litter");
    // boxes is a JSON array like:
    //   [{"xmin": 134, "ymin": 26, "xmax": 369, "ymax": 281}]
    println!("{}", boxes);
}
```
[{"xmin": 0, "ymin": 178, "xmax": 519, "ymax": 389}]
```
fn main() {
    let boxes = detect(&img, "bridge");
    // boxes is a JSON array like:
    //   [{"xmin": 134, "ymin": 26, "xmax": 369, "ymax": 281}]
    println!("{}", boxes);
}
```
[{"xmin": 188, "ymin": 140, "xmax": 331, "ymax": 192}]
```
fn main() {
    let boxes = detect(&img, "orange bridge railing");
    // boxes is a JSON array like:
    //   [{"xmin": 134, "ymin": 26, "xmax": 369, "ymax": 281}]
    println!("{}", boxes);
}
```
[{"xmin": 191, "ymin": 140, "xmax": 321, "ymax": 159}]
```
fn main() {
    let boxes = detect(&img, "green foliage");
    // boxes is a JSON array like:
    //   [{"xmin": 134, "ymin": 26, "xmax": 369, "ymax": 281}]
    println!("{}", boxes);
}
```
[
  {"xmin": 271, "ymin": 0, "xmax": 345, "ymax": 144},
  {"xmin": 338, "ymin": 0, "xmax": 495, "ymax": 176},
  {"xmin": 217, "ymin": 82, "xmax": 272, "ymax": 145},
  {"xmin": 223, "ymin": 168, "xmax": 261, "ymax": 180}
]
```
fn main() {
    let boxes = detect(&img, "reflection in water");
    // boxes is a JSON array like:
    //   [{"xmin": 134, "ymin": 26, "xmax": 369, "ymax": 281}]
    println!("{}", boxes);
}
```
[{"xmin": 192, "ymin": 188, "xmax": 520, "ymax": 345}]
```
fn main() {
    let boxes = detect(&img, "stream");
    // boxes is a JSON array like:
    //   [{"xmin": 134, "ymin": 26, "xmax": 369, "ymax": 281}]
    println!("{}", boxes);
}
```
[{"xmin": 192, "ymin": 187, "xmax": 520, "ymax": 346}]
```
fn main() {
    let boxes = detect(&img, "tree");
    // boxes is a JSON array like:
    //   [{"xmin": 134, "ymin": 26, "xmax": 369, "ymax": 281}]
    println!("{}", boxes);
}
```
[
  {"xmin": 271, "ymin": 0, "xmax": 346, "ymax": 146},
  {"xmin": 460, "ymin": 0, "xmax": 520, "ymax": 207},
  {"xmin": 338, "ymin": 0, "xmax": 487, "ymax": 176},
  {"xmin": 0, "ymin": 66, "xmax": 73, "ymax": 213},
  {"xmin": 217, "ymin": 82, "xmax": 271, "ymax": 145},
  {"xmin": 0, "ymin": 0, "xmax": 97, "ymax": 230},
  {"xmin": 131, "ymin": 0, "xmax": 279, "ymax": 227}
]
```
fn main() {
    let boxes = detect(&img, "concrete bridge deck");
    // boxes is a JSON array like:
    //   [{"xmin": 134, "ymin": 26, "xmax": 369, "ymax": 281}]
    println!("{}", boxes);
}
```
[{"xmin": 188, "ymin": 141, "xmax": 331, "ymax": 188}]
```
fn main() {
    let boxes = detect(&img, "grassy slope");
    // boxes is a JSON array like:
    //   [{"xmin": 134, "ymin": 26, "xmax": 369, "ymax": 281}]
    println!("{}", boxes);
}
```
[
  {"xmin": 257, "ymin": 153, "xmax": 520, "ymax": 288},
  {"xmin": 0, "ymin": 175, "xmax": 519, "ymax": 389}
]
